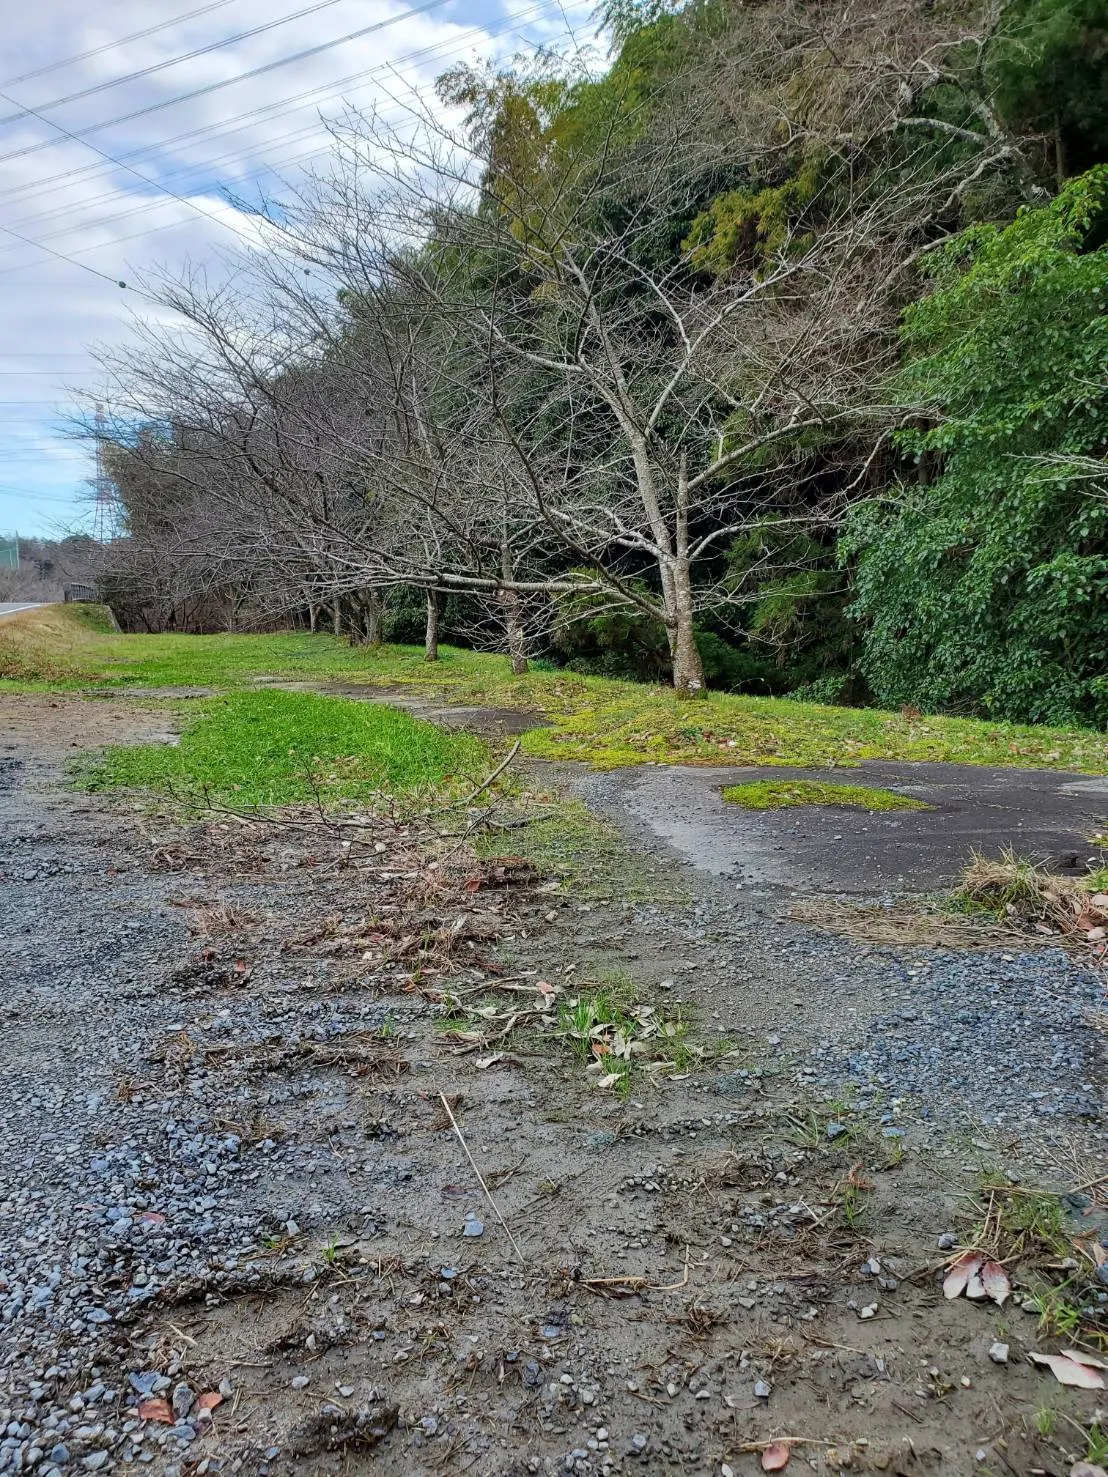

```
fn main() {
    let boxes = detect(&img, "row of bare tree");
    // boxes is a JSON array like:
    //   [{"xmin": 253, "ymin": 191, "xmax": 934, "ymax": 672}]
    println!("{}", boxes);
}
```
[{"xmin": 93, "ymin": 0, "xmax": 1048, "ymax": 691}]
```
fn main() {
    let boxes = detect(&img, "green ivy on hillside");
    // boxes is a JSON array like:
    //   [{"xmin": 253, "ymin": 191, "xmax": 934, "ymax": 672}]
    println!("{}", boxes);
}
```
[{"xmin": 844, "ymin": 168, "xmax": 1108, "ymax": 725}]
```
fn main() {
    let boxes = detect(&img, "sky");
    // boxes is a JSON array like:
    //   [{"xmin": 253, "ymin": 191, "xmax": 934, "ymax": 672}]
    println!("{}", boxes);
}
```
[{"xmin": 0, "ymin": 0, "xmax": 599, "ymax": 538}]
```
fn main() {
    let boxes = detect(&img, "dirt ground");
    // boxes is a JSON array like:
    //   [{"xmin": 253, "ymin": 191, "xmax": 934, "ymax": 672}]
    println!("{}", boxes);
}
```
[{"xmin": 2, "ymin": 693, "xmax": 1108, "ymax": 1477}]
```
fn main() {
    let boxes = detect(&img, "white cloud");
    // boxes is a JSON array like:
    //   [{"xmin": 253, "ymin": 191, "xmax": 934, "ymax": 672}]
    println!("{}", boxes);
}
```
[{"xmin": 0, "ymin": 0, "xmax": 598, "ymax": 535}]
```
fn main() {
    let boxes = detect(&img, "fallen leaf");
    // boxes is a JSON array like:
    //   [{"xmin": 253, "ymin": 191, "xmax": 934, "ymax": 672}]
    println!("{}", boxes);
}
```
[
  {"xmin": 761, "ymin": 1444, "xmax": 791, "ymax": 1472},
  {"xmin": 474, "ymin": 1054, "xmax": 505, "ymax": 1070},
  {"xmin": 1028, "ymin": 1352, "xmax": 1106, "ymax": 1389},
  {"xmin": 981, "ymin": 1261, "xmax": 1011, "ymax": 1305},
  {"xmin": 943, "ymin": 1252, "xmax": 983, "ymax": 1299},
  {"xmin": 194, "ymin": 1392, "xmax": 223, "ymax": 1412},
  {"xmin": 1060, "ymin": 1347, "xmax": 1108, "ymax": 1370},
  {"xmin": 1074, "ymin": 1238, "xmax": 1108, "ymax": 1269},
  {"xmin": 137, "ymin": 1398, "xmax": 174, "ymax": 1424},
  {"xmin": 966, "ymin": 1267, "xmax": 987, "ymax": 1299},
  {"xmin": 595, "ymin": 1072, "xmax": 623, "ymax": 1089}
]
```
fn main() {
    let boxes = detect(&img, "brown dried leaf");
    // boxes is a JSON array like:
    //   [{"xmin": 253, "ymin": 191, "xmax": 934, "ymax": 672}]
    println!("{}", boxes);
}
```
[
  {"xmin": 762, "ymin": 1443, "xmax": 791, "ymax": 1472},
  {"xmin": 1028, "ymin": 1352, "xmax": 1106, "ymax": 1389},
  {"xmin": 981, "ymin": 1260, "xmax": 1011, "ymax": 1305},
  {"xmin": 943, "ymin": 1252, "xmax": 983, "ymax": 1299},
  {"xmin": 137, "ymin": 1398, "xmax": 174, "ymax": 1424},
  {"xmin": 195, "ymin": 1392, "xmax": 223, "ymax": 1412}
]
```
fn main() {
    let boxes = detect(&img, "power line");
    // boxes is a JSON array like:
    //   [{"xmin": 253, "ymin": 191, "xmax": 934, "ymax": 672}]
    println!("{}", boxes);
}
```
[
  {"xmin": 0, "ymin": 0, "xmax": 360, "ymax": 128},
  {"xmin": 0, "ymin": 0, "xmax": 580, "ymax": 215},
  {"xmin": 0, "ymin": 83, "xmax": 257, "ymax": 246},
  {"xmin": 0, "ymin": 0, "xmax": 578, "ymax": 278},
  {"xmin": 0, "ymin": 0, "xmax": 243, "ymax": 89},
  {"xmin": 0, "ymin": 0, "xmax": 459, "ymax": 170},
  {"xmin": 0, "ymin": 219, "xmax": 135, "ymax": 291}
]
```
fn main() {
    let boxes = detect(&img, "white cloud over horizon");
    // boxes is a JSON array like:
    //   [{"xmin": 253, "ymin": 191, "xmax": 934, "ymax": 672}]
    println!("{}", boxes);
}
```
[{"xmin": 0, "ymin": 0, "xmax": 599, "ymax": 538}]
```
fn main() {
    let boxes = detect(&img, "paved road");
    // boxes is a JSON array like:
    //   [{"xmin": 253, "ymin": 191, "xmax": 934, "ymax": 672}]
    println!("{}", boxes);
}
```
[
  {"xmin": 0, "ymin": 603, "xmax": 46, "ymax": 619},
  {"xmin": 574, "ymin": 758, "xmax": 1108, "ymax": 893}
]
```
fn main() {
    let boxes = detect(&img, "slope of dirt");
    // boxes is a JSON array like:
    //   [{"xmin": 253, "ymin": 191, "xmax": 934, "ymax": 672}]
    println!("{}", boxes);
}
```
[{"xmin": 1, "ymin": 694, "xmax": 1107, "ymax": 1477}]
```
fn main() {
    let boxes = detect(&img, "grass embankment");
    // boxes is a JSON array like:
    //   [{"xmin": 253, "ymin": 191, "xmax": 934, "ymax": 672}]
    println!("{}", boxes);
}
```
[
  {"xmin": 78, "ymin": 689, "xmax": 490, "ymax": 808},
  {"xmin": 723, "ymin": 779, "xmax": 930, "ymax": 811},
  {"xmin": 5, "ymin": 603, "xmax": 1108, "ymax": 774}
]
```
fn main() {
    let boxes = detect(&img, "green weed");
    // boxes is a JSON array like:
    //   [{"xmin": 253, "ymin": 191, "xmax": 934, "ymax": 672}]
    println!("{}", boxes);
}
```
[
  {"xmin": 551, "ymin": 982, "xmax": 694, "ymax": 1095},
  {"xmin": 1033, "ymin": 1278, "xmax": 1085, "ymax": 1340},
  {"xmin": 1035, "ymin": 1403, "xmax": 1059, "ymax": 1439},
  {"xmin": 785, "ymin": 1106, "xmax": 859, "ymax": 1150},
  {"xmin": 1086, "ymin": 1423, "xmax": 1108, "ymax": 1466}
]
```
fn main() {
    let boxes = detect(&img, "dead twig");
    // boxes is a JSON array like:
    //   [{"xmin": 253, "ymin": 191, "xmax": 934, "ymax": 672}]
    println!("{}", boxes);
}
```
[
  {"xmin": 453, "ymin": 741, "xmax": 521, "ymax": 810},
  {"xmin": 581, "ymin": 1246, "xmax": 691, "ymax": 1297},
  {"xmin": 438, "ymin": 1092, "xmax": 526, "ymax": 1265}
]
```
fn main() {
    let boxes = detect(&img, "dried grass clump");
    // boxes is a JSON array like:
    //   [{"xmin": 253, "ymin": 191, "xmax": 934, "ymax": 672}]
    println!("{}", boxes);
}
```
[
  {"xmin": 958, "ymin": 848, "xmax": 1108, "ymax": 939},
  {"xmin": 787, "ymin": 898, "xmax": 1030, "ymax": 950}
]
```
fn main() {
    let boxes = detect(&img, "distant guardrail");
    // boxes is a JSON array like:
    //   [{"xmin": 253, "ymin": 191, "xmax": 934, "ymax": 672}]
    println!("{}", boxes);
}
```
[{"xmin": 63, "ymin": 584, "xmax": 98, "ymax": 603}]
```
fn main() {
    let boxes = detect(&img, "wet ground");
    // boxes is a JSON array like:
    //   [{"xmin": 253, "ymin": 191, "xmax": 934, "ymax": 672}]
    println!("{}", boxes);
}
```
[
  {"xmin": 573, "ymin": 760, "xmax": 1108, "ymax": 894},
  {"xmin": 269, "ymin": 681, "xmax": 1108, "ymax": 896},
  {"xmin": 2, "ymin": 692, "xmax": 1108, "ymax": 1477}
]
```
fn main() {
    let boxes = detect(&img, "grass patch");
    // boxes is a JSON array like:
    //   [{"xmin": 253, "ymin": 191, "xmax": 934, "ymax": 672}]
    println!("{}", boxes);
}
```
[
  {"xmin": 7, "ymin": 603, "xmax": 1108, "ymax": 775},
  {"xmin": 722, "ymin": 779, "xmax": 929, "ymax": 811},
  {"xmin": 554, "ymin": 981, "xmax": 695, "ymax": 1096},
  {"xmin": 77, "ymin": 688, "xmax": 491, "ymax": 808},
  {"xmin": 439, "ymin": 971, "xmax": 698, "ymax": 1096}
]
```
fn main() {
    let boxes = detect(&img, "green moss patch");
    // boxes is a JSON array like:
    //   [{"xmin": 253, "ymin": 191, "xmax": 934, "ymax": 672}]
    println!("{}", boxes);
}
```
[{"xmin": 722, "ymin": 779, "xmax": 930, "ymax": 811}]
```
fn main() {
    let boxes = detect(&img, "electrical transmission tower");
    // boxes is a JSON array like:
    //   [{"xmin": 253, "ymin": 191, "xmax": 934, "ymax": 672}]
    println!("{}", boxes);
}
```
[{"xmin": 91, "ymin": 405, "xmax": 119, "ymax": 543}]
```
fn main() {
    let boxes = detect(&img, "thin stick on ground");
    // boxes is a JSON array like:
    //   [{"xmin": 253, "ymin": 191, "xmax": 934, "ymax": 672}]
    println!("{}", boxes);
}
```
[
  {"xmin": 581, "ymin": 1245, "xmax": 691, "ymax": 1295},
  {"xmin": 453, "ymin": 740, "xmax": 521, "ymax": 809},
  {"xmin": 438, "ymin": 1091, "xmax": 527, "ymax": 1265}
]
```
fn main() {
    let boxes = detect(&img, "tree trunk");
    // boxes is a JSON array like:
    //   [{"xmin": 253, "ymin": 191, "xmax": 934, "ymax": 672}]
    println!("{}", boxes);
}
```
[
  {"xmin": 668, "ymin": 456, "xmax": 706, "ymax": 697},
  {"xmin": 364, "ymin": 588, "xmax": 383, "ymax": 648},
  {"xmin": 501, "ymin": 588, "xmax": 528, "ymax": 676},
  {"xmin": 332, "ymin": 598, "xmax": 342, "ymax": 636},
  {"xmin": 669, "ymin": 558, "xmax": 706, "ymax": 698},
  {"xmin": 425, "ymin": 588, "xmax": 440, "ymax": 662},
  {"xmin": 308, "ymin": 603, "xmax": 318, "ymax": 633}
]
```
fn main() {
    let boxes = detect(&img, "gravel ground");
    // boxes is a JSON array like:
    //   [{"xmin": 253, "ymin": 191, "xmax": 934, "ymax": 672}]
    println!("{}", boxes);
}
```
[
  {"xmin": 2, "ymin": 694, "xmax": 1108, "ymax": 1477},
  {"xmin": 809, "ymin": 949, "xmax": 1107, "ymax": 1128}
]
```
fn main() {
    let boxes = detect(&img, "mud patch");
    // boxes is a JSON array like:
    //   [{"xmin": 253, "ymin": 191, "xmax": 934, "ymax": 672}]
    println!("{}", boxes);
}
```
[{"xmin": 259, "ymin": 678, "xmax": 546, "ymax": 739}]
